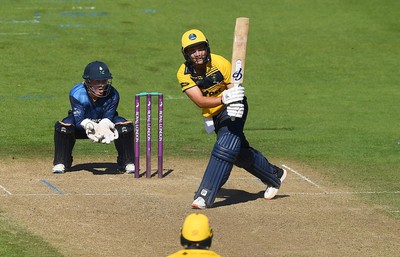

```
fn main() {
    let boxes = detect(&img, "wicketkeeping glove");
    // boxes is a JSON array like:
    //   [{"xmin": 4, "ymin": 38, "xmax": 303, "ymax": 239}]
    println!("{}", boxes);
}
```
[
  {"xmin": 80, "ymin": 119, "xmax": 100, "ymax": 142},
  {"xmin": 221, "ymin": 86, "xmax": 245, "ymax": 105},
  {"xmin": 96, "ymin": 118, "xmax": 119, "ymax": 144},
  {"xmin": 227, "ymin": 103, "xmax": 245, "ymax": 119}
]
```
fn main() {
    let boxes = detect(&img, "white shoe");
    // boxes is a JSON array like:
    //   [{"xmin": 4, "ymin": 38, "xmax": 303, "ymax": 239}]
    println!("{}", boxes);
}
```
[
  {"xmin": 264, "ymin": 187, "xmax": 279, "ymax": 200},
  {"xmin": 264, "ymin": 167, "xmax": 287, "ymax": 200},
  {"xmin": 52, "ymin": 164, "xmax": 65, "ymax": 174},
  {"xmin": 192, "ymin": 197, "xmax": 207, "ymax": 209},
  {"xmin": 125, "ymin": 163, "xmax": 135, "ymax": 174}
]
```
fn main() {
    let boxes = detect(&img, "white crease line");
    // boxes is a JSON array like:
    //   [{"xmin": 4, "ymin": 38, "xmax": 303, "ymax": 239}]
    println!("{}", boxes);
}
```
[
  {"xmin": 0, "ymin": 193, "xmax": 159, "ymax": 197},
  {"xmin": 282, "ymin": 164, "xmax": 329, "ymax": 193},
  {"xmin": 1, "ymin": 191, "xmax": 399, "ymax": 197},
  {"xmin": 0, "ymin": 185, "xmax": 12, "ymax": 195},
  {"xmin": 286, "ymin": 191, "xmax": 400, "ymax": 196}
]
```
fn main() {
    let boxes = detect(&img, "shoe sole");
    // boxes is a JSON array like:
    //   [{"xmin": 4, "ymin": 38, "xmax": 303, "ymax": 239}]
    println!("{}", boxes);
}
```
[{"xmin": 191, "ymin": 203, "xmax": 206, "ymax": 210}]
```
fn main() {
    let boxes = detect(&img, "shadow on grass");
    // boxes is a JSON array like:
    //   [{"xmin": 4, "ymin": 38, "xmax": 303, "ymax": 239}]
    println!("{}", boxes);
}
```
[{"xmin": 213, "ymin": 188, "xmax": 290, "ymax": 208}]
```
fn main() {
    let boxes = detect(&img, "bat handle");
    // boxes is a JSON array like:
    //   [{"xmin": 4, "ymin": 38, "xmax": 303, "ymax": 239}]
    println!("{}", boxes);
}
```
[
  {"xmin": 230, "ymin": 104, "xmax": 241, "ymax": 121},
  {"xmin": 230, "ymin": 83, "xmax": 244, "ymax": 121}
]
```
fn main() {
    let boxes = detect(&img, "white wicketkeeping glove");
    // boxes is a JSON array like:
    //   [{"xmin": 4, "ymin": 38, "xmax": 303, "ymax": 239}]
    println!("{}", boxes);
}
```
[
  {"xmin": 221, "ymin": 86, "xmax": 245, "ymax": 105},
  {"xmin": 80, "ymin": 119, "xmax": 100, "ymax": 142},
  {"xmin": 96, "ymin": 118, "xmax": 119, "ymax": 144},
  {"xmin": 227, "ymin": 103, "xmax": 245, "ymax": 119}
]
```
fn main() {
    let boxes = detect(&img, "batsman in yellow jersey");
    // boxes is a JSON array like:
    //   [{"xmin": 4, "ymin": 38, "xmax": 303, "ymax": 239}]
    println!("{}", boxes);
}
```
[
  {"xmin": 166, "ymin": 213, "xmax": 221, "ymax": 257},
  {"xmin": 177, "ymin": 29, "xmax": 287, "ymax": 209}
]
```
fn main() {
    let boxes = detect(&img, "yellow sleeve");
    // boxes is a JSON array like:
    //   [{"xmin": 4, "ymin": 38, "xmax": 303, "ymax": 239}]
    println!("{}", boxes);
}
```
[{"xmin": 177, "ymin": 64, "xmax": 196, "ymax": 92}]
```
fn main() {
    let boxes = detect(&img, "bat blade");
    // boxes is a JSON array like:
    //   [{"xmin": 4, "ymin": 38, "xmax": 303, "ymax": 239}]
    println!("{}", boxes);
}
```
[
  {"xmin": 229, "ymin": 17, "xmax": 249, "ymax": 121},
  {"xmin": 231, "ymin": 17, "xmax": 249, "ymax": 87}
]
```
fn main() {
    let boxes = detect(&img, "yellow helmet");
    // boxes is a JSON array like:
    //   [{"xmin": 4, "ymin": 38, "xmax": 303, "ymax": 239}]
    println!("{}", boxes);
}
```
[
  {"xmin": 181, "ymin": 29, "xmax": 211, "ymax": 64},
  {"xmin": 181, "ymin": 29, "xmax": 207, "ymax": 50},
  {"xmin": 180, "ymin": 213, "xmax": 213, "ymax": 248}
]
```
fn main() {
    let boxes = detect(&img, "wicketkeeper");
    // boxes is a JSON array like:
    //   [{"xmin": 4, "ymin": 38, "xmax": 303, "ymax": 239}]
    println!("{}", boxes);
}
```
[
  {"xmin": 52, "ymin": 61, "xmax": 135, "ymax": 174},
  {"xmin": 177, "ymin": 29, "xmax": 287, "ymax": 209}
]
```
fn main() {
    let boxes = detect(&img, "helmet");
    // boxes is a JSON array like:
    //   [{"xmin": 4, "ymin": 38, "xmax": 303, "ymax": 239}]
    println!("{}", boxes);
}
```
[
  {"xmin": 180, "ymin": 213, "xmax": 213, "ymax": 249},
  {"xmin": 82, "ymin": 61, "xmax": 112, "ymax": 98},
  {"xmin": 181, "ymin": 29, "xmax": 211, "ymax": 64},
  {"xmin": 82, "ymin": 61, "xmax": 113, "ymax": 80}
]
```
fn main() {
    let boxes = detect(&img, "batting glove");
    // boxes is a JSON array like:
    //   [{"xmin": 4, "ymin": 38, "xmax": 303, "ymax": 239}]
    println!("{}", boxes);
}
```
[
  {"xmin": 227, "ymin": 103, "xmax": 244, "ymax": 119},
  {"xmin": 80, "ymin": 119, "xmax": 100, "ymax": 142},
  {"xmin": 221, "ymin": 86, "xmax": 245, "ymax": 105}
]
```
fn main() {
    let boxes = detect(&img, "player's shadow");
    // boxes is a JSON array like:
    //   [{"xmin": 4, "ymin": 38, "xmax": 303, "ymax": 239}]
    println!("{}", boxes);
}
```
[
  {"xmin": 68, "ymin": 162, "xmax": 123, "ymax": 175},
  {"xmin": 68, "ymin": 163, "xmax": 174, "ymax": 177},
  {"xmin": 212, "ymin": 188, "xmax": 289, "ymax": 208},
  {"xmin": 135, "ymin": 169, "xmax": 174, "ymax": 178}
]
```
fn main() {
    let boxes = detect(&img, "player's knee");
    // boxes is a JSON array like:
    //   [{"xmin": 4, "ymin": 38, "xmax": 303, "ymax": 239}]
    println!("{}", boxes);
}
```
[
  {"xmin": 55, "ymin": 121, "xmax": 74, "ymax": 134},
  {"xmin": 115, "ymin": 123, "xmax": 133, "ymax": 135},
  {"xmin": 212, "ymin": 132, "xmax": 241, "ymax": 163},
  {"xmin": 234, "ymin": 147, "xmax": 254, "ymax": 168}
]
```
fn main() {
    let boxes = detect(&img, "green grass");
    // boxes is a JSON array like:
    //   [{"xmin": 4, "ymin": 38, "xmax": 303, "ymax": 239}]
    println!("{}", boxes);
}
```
[
  {"xmin": 0, "ymin": 211, "xmax": 63, "ymax": 257},
  {"xmin": 0, "ymin": 0, "xmax": 399, "ymax": 254}
]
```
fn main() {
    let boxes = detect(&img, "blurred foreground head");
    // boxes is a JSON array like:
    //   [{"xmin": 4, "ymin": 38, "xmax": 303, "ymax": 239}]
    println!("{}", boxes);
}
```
[{"xmin": 180, "ymin": 213, "xmax": 213, "ymax": 249}]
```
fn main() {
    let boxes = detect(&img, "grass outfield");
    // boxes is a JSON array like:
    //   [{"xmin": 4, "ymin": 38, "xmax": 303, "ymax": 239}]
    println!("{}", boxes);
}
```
[
  {"xmin": 0, "ymin": 0, "xmax": 399, "ymax": 255},
  {"xmin": 0, "ymin": 211, "xmax": 63, "ymax": 256}
]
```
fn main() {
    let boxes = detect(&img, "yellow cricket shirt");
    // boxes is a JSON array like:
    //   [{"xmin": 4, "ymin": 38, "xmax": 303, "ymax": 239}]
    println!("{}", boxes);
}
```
[{"xmin": 177, "ymin": 53, "xmax": 231, "ymax": 118}]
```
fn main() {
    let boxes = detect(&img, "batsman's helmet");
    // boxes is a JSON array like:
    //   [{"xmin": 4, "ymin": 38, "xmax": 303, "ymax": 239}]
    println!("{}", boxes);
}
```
[
  {"xmin": 82, "ymin": 61, "xmax": 113, "ymax": 98},
  {"xmin": 180, "ymin": 213, "xmax": 213, "ymax": 249},
  {"xmin": 181, "ymin": 29, "xmax": 211, "ymax": 64}
]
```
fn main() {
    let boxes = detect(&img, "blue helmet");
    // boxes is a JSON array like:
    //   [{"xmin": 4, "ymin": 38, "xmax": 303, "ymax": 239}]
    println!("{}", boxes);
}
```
[
  {"xmin": 82, "ymin": 61, "xmax": 113, "ymax": 98},
  {"xmin": 82, "ymin": 61, "xmax": 112, "ymax": 80}
]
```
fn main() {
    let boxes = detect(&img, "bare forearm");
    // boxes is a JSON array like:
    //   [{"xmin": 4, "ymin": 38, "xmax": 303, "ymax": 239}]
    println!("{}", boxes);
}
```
[
  {"xmin": 185, "ymin": 86, "xmax": 223, "ymax": 108},
  {"xmin": 192, "ymin": 96, "xmax": 223, "ymax": 108}
]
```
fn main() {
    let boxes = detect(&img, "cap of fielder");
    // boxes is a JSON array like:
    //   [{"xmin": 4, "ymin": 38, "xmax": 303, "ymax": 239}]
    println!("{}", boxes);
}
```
[
  {"xmin": 180, "ymin": 213, "xmax": 213, "ymax": 249},
  {"xmin": 82, "ymin": 61, "xmax": 113, "ymax": 81},
  {"xmin": 181, "ymin": 29, "xmax": 211, "ymax": 64}
]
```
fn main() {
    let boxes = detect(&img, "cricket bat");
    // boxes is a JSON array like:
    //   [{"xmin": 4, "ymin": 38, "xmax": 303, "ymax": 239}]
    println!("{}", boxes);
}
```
[
  {"xmin": 230, "ymin": 17, "xmax": 249, "ymax": 120},
  {"xmin": 231, "ymin": 17, "xmax": 249, "ymax": 87}
]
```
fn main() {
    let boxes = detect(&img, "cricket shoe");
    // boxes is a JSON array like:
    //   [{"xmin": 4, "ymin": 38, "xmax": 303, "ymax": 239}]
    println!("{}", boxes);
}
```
[
  {"xmin": 264, "ymin": 166, "xmax": 287, "ymax": 200},
  {"xmin": 118, "ymin": 163, "xmax": 136, "ymax": 174},
  {"xmin": 125, "ymin": 163, "xmax": 136, "ymax": 174},
  {"xmin": 192, "ymin": 197, "xmax": 207, "ymax": 209},
  {"xmin": 52, "ymin": 164, "xmax": 65, "ymax": 174}
]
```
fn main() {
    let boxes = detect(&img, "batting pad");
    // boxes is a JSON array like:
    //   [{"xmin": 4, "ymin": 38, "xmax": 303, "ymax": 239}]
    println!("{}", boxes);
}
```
[
  {"xmin": 194, "ymin": 132, "xmax": 241, "ymax": 207},
  {"xmin": 235, "ymin": 147, "xmax": 281, "ymax": 188}
]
